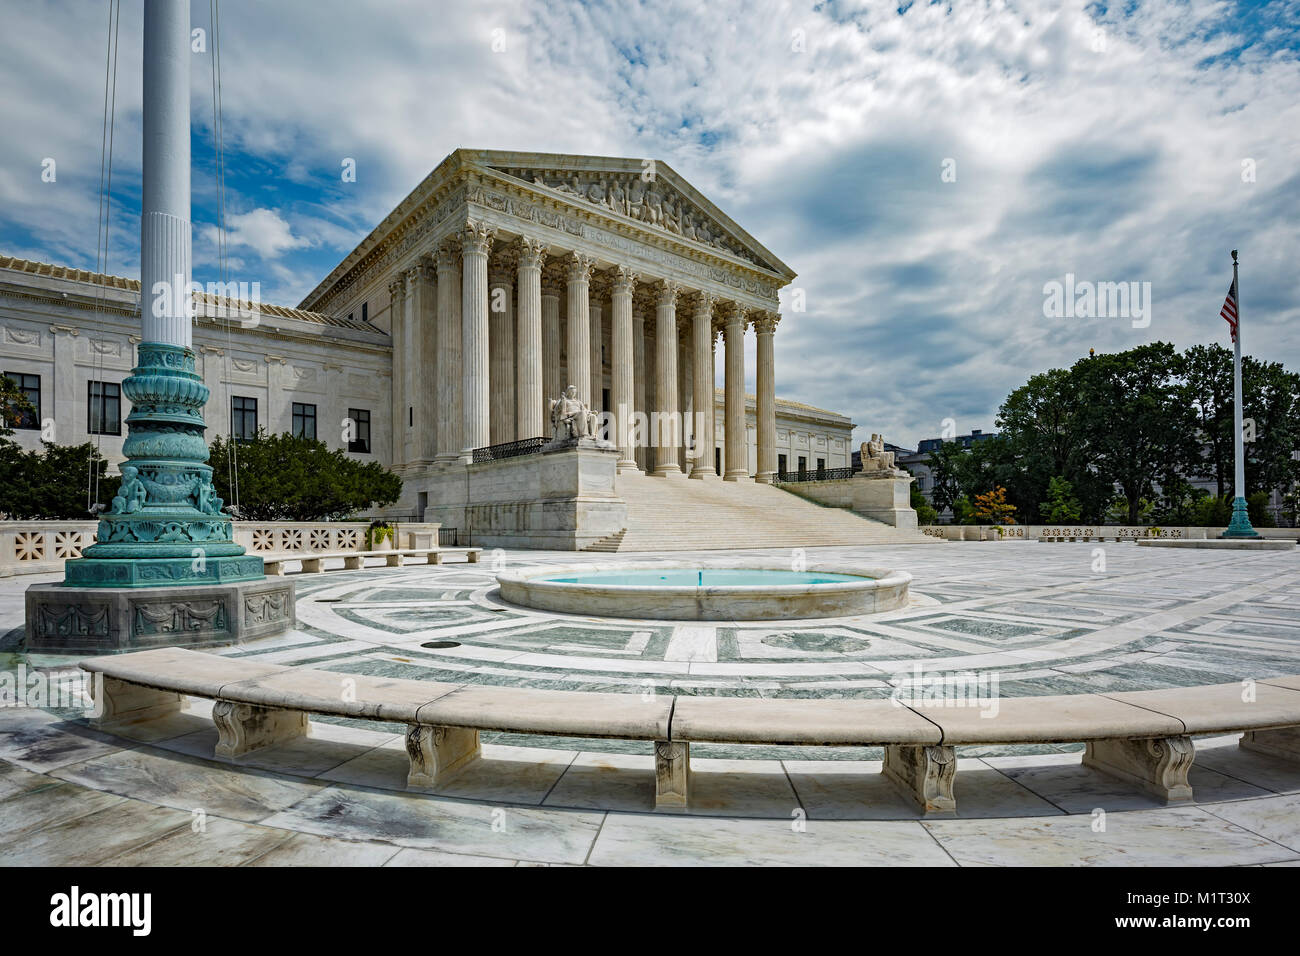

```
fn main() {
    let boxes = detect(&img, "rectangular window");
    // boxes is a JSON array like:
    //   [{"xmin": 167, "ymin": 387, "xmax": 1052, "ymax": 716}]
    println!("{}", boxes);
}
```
[
  {"xmin": 778, "ymin": 454, "xmax": 787, "ymax": 476},
  {"xmin": 816, "ymin": 457, "xmax": 826, "ymax": 476},
  {"xmin": 231, "ymin": 396, "xmax": 258, "ymax": 441},
  {"xmin": 291, "ymin": 402, "xmax": 317, "ymax": 440},
  {"xmin": 348, "ymin": 407, "xmax": 371, "ymax": 453},
  {"xmin": 3, "ymin": 371, "xmax": 40, "ymax": 430},
  {"xmin": 361, "ymin": 302, "xmax": 368, "ymax": 324},
  {"xmin": 87, "ymin": 381, "xmax": 121, "ymax": 435},
  {"xmin": 798, "ymin": 456, "xmax": 807, "ymax": 476}
]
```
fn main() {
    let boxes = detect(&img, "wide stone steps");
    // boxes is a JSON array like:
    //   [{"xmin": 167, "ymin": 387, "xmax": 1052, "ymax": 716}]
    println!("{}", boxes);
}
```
[{"xmin": 587, "ymin": 472, "xmax": 938, "ymax": 552}]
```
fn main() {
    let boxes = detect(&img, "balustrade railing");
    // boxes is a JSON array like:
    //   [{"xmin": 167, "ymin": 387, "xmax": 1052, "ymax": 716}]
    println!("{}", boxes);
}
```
[
  {"xmin": 774, "ymin": 466, "xmax": 856, "ymax": 483},
  {"xmin": 472, "ymin": 436, "xmax": 548, "ymax": 463}
]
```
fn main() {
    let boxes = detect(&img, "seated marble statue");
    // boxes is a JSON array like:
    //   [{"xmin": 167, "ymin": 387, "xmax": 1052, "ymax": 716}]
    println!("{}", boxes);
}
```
[
  {"xmin": 548, "ymin": 385, "xmax": 598, "ymax": 441},
  {"xmin": 860, "ymin": 433, "xmax": 899, "ymax": 475},
  {"xmin": 110, "ymin": 465, "xmax": 147, "ymax": 514}
]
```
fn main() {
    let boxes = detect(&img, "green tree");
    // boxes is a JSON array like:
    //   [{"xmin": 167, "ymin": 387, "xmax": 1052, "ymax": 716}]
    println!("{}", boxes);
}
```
[
  {"xmin": 0, "ymin": 441, "xmax": 118, "ymax": 519},
  {"xmin": 926, "ymin": 440, "xmax": 967, "ymax": 517},
  {"xmin": 1073, "ymin": 343, "xmax": 1197, "ymax": 524},
  {"xmin": 0, "ymin": 375, "xmax": 35, "ymax": 437},
  {"xmin": 909, "ymin": 482, "xmax": 937, "ymax": 525},
  {"xmin": 209, "ymin": 430, "xmax": 401, "ymax": 521},
  {"xmin": 1039, "ymin": 476, "xmax": 1082, "ymax": 522},
  {"xmin": 996, "ymin": 366, "xmax": 1111, "ymax": 522},
  {"xmin": 1247, "ymin": 491, "xmax": 1276, "ymax": 528}
]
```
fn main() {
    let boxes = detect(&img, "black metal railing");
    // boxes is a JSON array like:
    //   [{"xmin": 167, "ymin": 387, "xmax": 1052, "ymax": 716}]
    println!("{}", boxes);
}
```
[
  {"xmin": 471, "ymin": 436, "xmax": 548, "ymax": 463},
  {"xmin": 773, "ymin": 466, "xmax": 855, "ymax": 484},
  {"xmin": 438, "ymin": 527, "xmax": 460, "ymax": 547}
]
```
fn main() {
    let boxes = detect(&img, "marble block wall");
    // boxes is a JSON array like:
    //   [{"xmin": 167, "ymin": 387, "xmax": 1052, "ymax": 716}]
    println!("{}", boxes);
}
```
[{"xmin": 418, "ymin": 447, "xmax": 627, "ymax": 550}]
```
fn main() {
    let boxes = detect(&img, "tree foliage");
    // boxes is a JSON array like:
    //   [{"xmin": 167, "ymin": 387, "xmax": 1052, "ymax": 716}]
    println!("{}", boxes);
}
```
[
  {"xmin": 0, "ymin": 441, "xmax": 119, "ymax": 519},
  {"xmin": 0, "ymin": 375, "xmax": 35, "ymax": 438},
  {"xmin": 209, "ymin": 430, "xmax": 401, "ymax": 521}
]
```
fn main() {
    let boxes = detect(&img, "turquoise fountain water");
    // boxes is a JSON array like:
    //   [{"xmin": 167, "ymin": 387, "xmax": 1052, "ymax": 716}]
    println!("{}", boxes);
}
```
[{"xmin": 541, "ymin": 569, "xmax": 869, "ymax": 587}]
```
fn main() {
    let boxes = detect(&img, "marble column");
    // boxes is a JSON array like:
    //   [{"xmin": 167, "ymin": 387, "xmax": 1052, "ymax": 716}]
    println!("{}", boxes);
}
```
[
  {"xmin": 402, "ymin": 267, "xmax": 420, "ymax": 464},
  {"xmin": 678, "ymin": 322, "xmax": 693, "ymax": 474},
  {"xmin": 653, "ymin": 280, "xmax": 683, "ymax": 477},
  {"xmin": 610, "ymin": 267, "xmax": 639, "ymax": 472},
  {"xmin": 515, "ymin": 238, "xmax": 546, "ymax": 439},
  {"xmin": 388, "ymin": 275, "xmax": 407, "ymax": 468},
  {"xmin": 689, "ymin": 294, "xmax": 717, "ymax": 478},
  {"xmin": 589, "ymin": 287, "xmax": 604, "ymax": 415},
  {"xmin": 417, "ymin": 256, "xmax": 438, "ymax": 463},
  {"xmin": 541, "ymin": 274, "xmax": 562, "ymax": 415},
  {"xmin": 402, "ymin": 259, "xmax": 438, "ymax": 465},
  {"xmin": 723, "ymin": 303, "xmax": 749, "ymax": 481},
  {"xmin": 434, "ymin": 241, "xmax": 462, "ymax": 463},
  {"xmin": 753, "ymin": 311, "xmax": 779, "ymax": 483},
  {"xmin": 488, "ymin": 262, "xmax": 515, "ymax": 446},
  {"xmin": 565, "ymin": 253, "xmax": 594, "ymax": 403},
  {"xmin": 633, "ymin": 309, "xmax": 648, "ymax": 472},
  {"xmin": 460, "ymin": 221, "xmax": 494, "ymax": 458}
]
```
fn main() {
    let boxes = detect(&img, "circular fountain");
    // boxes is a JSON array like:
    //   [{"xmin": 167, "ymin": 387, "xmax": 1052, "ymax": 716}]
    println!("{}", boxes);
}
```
[{"xmin": 496, "ymin": 559, "xmax": 910, "ymax": 620}]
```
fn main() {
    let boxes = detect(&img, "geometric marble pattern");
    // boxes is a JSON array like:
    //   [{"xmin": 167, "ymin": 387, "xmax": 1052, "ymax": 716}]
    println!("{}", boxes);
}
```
[{"xmin": 3, "ymin": 543, "xmax": 1299, "ymax": 865}]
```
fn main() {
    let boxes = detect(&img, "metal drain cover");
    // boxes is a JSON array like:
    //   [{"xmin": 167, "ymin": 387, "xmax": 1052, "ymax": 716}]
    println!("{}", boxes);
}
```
[{"xmin": 420, "ymin": 640, "xmax": 461, "ymax": 649}]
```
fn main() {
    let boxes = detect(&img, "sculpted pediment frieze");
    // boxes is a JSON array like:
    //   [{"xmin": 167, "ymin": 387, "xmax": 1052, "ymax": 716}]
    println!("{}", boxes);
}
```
[{"xmin": 488, "ymin": 165, "xmax": 776, "ymax": 272}]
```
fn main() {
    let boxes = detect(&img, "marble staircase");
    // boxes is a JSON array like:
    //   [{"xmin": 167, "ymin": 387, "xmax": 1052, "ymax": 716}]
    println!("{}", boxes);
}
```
[{"xmin": 586, "ymin": 471, "xmax": 939, "ymax": 551}]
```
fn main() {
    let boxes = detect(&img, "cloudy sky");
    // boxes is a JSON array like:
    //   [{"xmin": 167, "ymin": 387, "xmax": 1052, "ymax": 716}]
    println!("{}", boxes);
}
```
[{"xmin": 2, "ymin": 0, "xmax": 1297, "ymax": 448}]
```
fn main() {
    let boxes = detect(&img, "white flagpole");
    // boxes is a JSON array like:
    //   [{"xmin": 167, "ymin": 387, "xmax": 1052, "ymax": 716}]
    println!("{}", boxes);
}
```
[{"xmin": 1224, "ymin": 248, "xmax": 1257, "ymax": 537}]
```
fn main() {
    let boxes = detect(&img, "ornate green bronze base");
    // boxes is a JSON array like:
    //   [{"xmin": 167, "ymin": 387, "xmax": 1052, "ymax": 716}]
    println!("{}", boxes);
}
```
[
  {"xmin": 63, "ymin": 342, "xmax": 264, "ymax": 588},
  {"xmin": 1220, "ymin": 496, "xmax": 1260, "ymax": 539},
  {"xmin": 63, "ymin": 554, "xmax": 265, "ymax": 588}
]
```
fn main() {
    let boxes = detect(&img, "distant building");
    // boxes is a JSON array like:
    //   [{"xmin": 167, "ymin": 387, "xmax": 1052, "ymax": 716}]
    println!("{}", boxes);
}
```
[{"xmin": 898, "ymin": 430, "xmax": 1000, "ymax": 517}]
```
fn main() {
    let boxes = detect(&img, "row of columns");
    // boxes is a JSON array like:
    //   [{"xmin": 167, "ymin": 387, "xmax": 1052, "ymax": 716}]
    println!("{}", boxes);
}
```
[{"xmin": 390, "ymin": 221, "xmax": 780, "ymax": 481}]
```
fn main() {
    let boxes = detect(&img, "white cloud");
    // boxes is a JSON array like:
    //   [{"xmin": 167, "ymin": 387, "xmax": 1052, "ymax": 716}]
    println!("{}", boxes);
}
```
[
  {"xmin": 205, "ymin": 208, "xmax": 312, "ymax": 259},
  {"xmin": 1, "ymin": 0, "xmax": 1297, "ymax": 448}
]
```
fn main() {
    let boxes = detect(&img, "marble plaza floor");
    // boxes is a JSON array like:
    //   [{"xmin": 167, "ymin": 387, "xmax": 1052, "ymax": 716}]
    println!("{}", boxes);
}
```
[{"xmin": 3, "ymin": 541, "xmax": 1300, "ymax": 866}]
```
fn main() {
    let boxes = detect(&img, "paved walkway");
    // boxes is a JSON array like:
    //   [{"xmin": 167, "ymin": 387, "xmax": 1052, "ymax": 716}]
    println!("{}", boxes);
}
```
[{"xmin": 3, "ymin": 542, "xmax": 1299, "ymax": 865}]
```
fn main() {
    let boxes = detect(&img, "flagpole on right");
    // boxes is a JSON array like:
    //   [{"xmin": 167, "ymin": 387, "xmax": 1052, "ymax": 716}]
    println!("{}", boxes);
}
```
[{"xmin": 1223, "ymin": 248, "xmax": 1259, "ymax": 538}]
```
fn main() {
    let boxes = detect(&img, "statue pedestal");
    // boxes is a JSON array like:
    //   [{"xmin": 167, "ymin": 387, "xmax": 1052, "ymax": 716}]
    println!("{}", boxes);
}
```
[
  {"xmin": 852, "ymin": 474, "xmax": 918, "ymax": 529},
  {"xmin": 25, "ymin": 576, "xmax": 296, "ymax": 654},
  {"xmin": 542, "ymin": 435, "xmax": 617, "ymax": 454}
]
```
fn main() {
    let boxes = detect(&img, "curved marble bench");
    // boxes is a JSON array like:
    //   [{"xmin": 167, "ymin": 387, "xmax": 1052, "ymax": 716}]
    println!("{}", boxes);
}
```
[
  {"xmin": 262, "ymin": 547, "xmax": 482, "ymax": 574},
  {"xmin": 80, "ymin": 648, "xmax": 1300, "ymax": 815}
]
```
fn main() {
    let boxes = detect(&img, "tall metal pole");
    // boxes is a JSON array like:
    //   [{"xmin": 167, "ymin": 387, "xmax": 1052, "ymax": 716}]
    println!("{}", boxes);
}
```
[
  {"xmin": 141, "ymin": 0, "xmax": 192, "ymax": 348},
  {"xmin": 1223, "ymin": 248, "xmax": 1258, "ymax": 538},
  {"xmin": 68, "ymin": 0, "xmax": 262, "ymax": 586}
]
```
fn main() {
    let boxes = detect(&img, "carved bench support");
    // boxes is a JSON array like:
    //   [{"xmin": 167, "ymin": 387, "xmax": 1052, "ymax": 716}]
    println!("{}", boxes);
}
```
[
  {"xmin": 654, "ymin": 740, "xmax": 691, "ymax": 811},
  {"xmin": 1240, "ymin": 726, "xmax": 1300, "ymax": 763},
  {"xmin": 90, "ymin": 676, "xmax": 184, "ymax": 725},
  {"xmin": 300, "ymin": 557, "xmax": 325, "ymax": 573},
  {"xmin": 883, "ymin": 744, "xmax": 957, "ymax": 815},
  {"xmin": 342, "ymin": 554, "xmax": 365, "ymax": 570},
  {"xmin": 386, "ymin": 553, "xmax": 404, "ymax": 568},
  {"xmin": 467, "ymin": 550, "xmax": 480, "ymax": 563},
  {"xmin": 1083, "ymin": 735, "xmax": 1195, "ymax": 803},
  {"xmin": 428, "ymin": 552, "xmax": 444, "ymax": 565},
  {"xmin": 265, "ymin": 561, "xmax": 285, "ymax": 576},
  {"xmin": 213, "ymin": 701, "xmax": 309, "ymax": 758},
  {"xmin": 405, "ymin": 724, "xmax": 481, "ymax": 789}
]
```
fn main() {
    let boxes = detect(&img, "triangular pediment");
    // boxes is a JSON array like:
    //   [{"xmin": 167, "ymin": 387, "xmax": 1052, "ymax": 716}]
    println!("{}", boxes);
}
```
[{"xmin": 474, "ymin": 152, "xmax": 790, "ymax": 277}]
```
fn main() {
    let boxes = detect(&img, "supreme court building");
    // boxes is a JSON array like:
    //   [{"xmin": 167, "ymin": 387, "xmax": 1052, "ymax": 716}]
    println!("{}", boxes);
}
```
[{"xmin": 1, "ymin": 150, "xmax": 861, "ymax": 548}]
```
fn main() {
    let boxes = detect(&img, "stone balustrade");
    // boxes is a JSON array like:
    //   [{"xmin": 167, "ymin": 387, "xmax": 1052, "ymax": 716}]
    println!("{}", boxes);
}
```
[
  {"xmin": 0, "ymin": 520, "xmax": 442, "ymax": 577},
  {"xmin": 920, "ymin": 524, "xmax": 1300, "ymax": 542}
]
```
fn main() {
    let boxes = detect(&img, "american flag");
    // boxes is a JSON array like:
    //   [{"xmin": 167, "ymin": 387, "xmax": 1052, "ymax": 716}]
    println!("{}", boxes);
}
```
[{"xmin": 1220, "ymin": 278, "xmax": 1238, "ymax": 342}]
